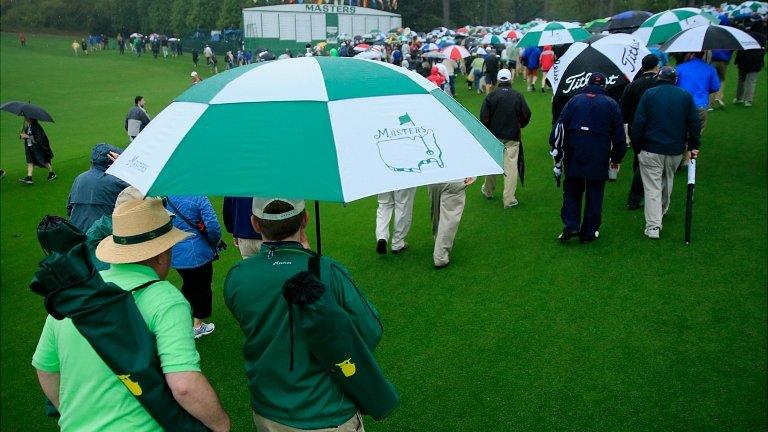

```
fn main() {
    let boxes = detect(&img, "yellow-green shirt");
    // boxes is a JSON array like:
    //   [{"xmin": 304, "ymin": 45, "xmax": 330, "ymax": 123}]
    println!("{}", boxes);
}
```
[{"xmin": 32, "ymin": 263, "xmax": 200, "ymax": 432}]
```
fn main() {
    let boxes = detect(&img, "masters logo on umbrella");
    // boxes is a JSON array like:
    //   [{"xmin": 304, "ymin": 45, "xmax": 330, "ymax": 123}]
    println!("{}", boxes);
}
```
[{"xmin": 375, "ymin": 113, "xmax": 444, "ymax": 173}]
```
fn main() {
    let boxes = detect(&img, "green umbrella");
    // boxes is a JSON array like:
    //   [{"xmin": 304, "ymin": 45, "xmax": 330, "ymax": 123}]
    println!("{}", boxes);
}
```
[
  {"xmin": 585, "ymin": 18, "xmax": 610, "ymax": 33},
  {"xmin": 515, "ymin": 21, "xmax": 591, "ymax": 47},
  {"xmin": 632, "ymin": 8, "xmax": 717, "ymax": 46}
]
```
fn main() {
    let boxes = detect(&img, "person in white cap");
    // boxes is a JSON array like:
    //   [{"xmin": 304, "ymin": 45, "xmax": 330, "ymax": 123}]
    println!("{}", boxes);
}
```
[
  {"xmin": 190, "ymin": 71, "xmax": 202, "ymax": 85},
  {"xmin": 34, "ymin": 198, "xmax": 231, "ymax": 432},
  {"xmin": 375, "ymin": 187, "xmax": 416, "ymax": 255},
  {"xmin": 479, "ymin": 68, "xmax": 532, "ymax": 208},
  {"xmin": 224, "ymin": 198, "xmax": 384, "ymax": 431}
]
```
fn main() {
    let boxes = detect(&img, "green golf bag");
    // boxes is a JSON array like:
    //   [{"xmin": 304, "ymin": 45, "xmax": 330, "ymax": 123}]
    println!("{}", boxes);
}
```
[
  {"xmin": 283, "ymin": 254, "xmax": 399, "ymax": 421},
  {"xmin": 31, "ymin": 216, "xmax": 210, "ymax": 432}
]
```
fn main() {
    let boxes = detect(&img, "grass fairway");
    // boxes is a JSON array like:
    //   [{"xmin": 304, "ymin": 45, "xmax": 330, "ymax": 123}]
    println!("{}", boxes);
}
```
[{"xmin": 1, "ymin": 33, "xmax": 766, "ymax": 431}]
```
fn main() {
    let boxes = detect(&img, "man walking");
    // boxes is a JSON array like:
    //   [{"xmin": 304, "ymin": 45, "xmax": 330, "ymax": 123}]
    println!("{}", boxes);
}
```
[
  {"xmin": 67, "ymin": 143, "xmax": 129, "ymax": 231},
  {"xmin": 621, "ymin": 54, "xmax": 660, "ymax": 210},
  {"xmin": 224, "ymin": 198, "xmax": 387, "ymax": 432},
  {"xmin": 375, "ymin": 188, "xmax": 416, "ymax": 254},
  {"xmin": 734, "ymin": 21, "xmax": 766, "ymax": 107},
  {"xmin": 631, "ymin": 66, "xmax": 701, "ymax": 239},
  {"xmin": 480, "ymin": 69, "xmax": 532, "ymax": 208},
  {"xmin": 550, "ymin": 73, "xmax": 626, "ymax": 243},
  {"xmin": 125, "ymin": 96, "xmax": 151, "ymax": 142},
  {"xmin": 429, "ymin": 178, "xmax": 474, "ymax": 269},
  {"xmin": 482, "ymin": 49, "xmax": 500, "ymax": 94},
  {"xmin": 521, "ymin": 45, "xmax": 541, "ymax": 92},
  {"xmin": 676, "ymin": 52, "xmax": 719, "ymax": 135},
  {"xmin": 33, "ymin": 198, "xmax": 231, "ymax": 432}
]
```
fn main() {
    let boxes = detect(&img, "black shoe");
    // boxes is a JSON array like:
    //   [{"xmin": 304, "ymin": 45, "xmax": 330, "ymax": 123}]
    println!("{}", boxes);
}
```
[
  {"xmin": 19, "ymin": 176, "xmax": 33, "ymax": 185},
  {"xmin": 47, "ymin": 172, "xmax": 57, "ymax": 181},
  {"xmin": 579, "ymin": 231, "xmax": 600, "ymax": 243},
  {"xmin": 627, "ymin": 203, "xmax": 641, "ymax": 210},
  {"xmin": 0, "ymin": 169, "xmax": 5, "ymax": 179},
  {"xmin": 558, "ymin": 229, "xmax": 579, "ymax": 242},
  {"xmin": 376, "ymin": 239, "xmax": 387, "ymax": 254},
  {"xmin": 392, "ymin": 243, "xmax": 409, "ymax": 254}
]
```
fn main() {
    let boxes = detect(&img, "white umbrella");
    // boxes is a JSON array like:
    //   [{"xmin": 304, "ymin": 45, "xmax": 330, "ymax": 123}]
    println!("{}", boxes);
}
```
[{"xmin": 661, "ymin": 24, "xmax": 761, "ymax": 52}]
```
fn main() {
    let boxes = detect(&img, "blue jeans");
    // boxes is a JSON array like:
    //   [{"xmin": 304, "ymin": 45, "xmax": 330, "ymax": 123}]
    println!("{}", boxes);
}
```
[{"xmin": 473, "ymin": 70, "xmax": 483, "ymax": 90}]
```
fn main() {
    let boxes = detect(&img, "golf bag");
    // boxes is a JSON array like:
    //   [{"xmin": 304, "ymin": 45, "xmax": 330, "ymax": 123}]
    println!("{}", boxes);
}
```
[
  {"xmin": 31, "ymin": 216, "xmax": 210, "ymax": 432},
  {"xmin": 282, "ymin": 253, "xmax": 399, "ymax": 421}
]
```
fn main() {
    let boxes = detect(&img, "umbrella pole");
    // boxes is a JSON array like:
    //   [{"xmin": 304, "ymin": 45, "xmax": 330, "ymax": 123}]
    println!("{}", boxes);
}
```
[
  {"xmin": 314, "ymin": 200, "xmax": 322, "ymax": 255},
  {"xmin": 684, "ymin": 159, "xmax": 696, "ymax": 245}
]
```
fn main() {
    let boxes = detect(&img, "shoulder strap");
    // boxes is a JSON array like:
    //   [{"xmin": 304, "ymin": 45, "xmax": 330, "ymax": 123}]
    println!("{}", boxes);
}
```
[
  {"xmin": 165, "ymin": 198, "xmax": 215, "ymax": 251},
  {"xmin": 129, "ymin": 279, "xmax": 161, "ymax": 293}
]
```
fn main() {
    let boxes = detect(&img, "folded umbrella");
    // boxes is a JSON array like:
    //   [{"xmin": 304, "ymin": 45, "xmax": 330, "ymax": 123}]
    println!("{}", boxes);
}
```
[{"xmin": 0, "ymin": 101, "xmax": 55, "ymax": 122}]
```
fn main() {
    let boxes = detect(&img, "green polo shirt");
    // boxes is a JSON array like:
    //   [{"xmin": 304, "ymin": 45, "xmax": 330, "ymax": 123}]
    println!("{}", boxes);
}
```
[
  {"xmin": 224, "ymin": 242, "xmax": 383, "ymax": 430},
  {"xmin": 32, "ymin": 263, "xmax": 200, "ymax": 432}
]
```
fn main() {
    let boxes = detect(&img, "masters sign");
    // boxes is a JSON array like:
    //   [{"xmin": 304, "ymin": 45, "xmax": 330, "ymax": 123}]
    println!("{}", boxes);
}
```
[{"xmin": 305, "ymin": 4, "xmax": 357, "ymax": 14}]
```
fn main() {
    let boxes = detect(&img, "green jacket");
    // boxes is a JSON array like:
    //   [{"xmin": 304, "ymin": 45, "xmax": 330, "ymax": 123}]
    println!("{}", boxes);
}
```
[{"xmin": 224, "ymin": 242, "xmax": 383, "ymax": 429}]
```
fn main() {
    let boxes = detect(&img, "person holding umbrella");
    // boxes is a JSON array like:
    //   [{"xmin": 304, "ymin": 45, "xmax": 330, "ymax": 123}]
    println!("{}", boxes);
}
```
[
  {"xmin": 734, "ymin": 20, "xmax": 766, "ymax": 107},
  {"xmin": 631, "ymin": 66, "xmax": 701, "ymax": 239},
  {"xmin": 19, "ymin": 117, "xmax": 56, "ymax": 184},
  {"xmin": 480, "ymin": 69, "xmax": 532, "ymax": 208},
  {"xmin": 550, "ymin": 73, "xmax": 626, "ymax": 243},
  {"xmin": 621, "ymin": 54, "xmax": 660, "ymax": 210}
]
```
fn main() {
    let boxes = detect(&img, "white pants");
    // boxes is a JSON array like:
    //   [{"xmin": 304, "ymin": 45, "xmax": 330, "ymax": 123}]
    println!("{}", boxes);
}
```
[{"xmin": 375, "ymin": 188, "xmax": 416, "ymax": 251}]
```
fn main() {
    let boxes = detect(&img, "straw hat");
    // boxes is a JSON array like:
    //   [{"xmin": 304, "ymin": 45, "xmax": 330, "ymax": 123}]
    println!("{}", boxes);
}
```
[{"xmin": 96, "ymin": 198, "xmax": 190, "ymax": 264}]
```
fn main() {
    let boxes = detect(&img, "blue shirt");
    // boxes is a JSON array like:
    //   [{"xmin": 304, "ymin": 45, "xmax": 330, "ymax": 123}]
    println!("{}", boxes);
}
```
[
  {"xmin": 676, "ymin": 58, "xmax": 720, "ymax": 109},
  {"xmin": 649, "ymin": 47, "xmax": 668, "ymax": 67},
  {"xmin": 165, "ymin": 196, "xmax": 222, "ymax": 269}
]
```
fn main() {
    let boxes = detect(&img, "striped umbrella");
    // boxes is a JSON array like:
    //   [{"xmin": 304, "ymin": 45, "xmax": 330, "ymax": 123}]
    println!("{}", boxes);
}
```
[
  {"xmin": 632, "ymin": 8, "xmax": 717, "ymax": 46},
  {"xmin": 515, "ymin": 21, "xmax": 590, "ymax": 48},
  {"xmin": 739, "ymin": 1, "xmax": 768, "ymax": 14},
  {"xmin": 107, "ymin": 57, "xmax": 503, "ymax": 204},
  {"xmin": 442, "ymin": 45, "xmax": 471, "ymax": 60},
  {"xmin": 660, "ymin": 24, "xmax": 761, "ymax": 52},
  {"xmin": 481, "ymin": 34, "xmax": 506, "ymax": 45}
]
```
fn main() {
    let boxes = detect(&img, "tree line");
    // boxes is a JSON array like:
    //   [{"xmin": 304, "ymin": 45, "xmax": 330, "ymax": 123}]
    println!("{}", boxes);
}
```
[{"xmin": 1, "ymin": 0, "xmax": 703, "ymax": 36}]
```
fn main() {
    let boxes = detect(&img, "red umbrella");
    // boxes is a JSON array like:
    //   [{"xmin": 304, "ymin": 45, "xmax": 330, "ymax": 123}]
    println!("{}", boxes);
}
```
[
  {"xmin": 442, "ymin": 45, "xmax": 471, "ymax": 60},
  {"xmin": 353, "ymin": 43, "xmax": 370, "ymax": 52}
]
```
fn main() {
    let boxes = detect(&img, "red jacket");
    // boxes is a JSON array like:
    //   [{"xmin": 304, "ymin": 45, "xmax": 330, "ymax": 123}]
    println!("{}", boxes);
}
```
[{"xmin": 427, "ymin": 66, "xmax": 446, "ymax": 87}]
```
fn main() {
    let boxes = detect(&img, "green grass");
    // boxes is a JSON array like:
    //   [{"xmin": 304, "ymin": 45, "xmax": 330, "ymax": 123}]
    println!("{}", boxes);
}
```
[{"xmin": 1, "ymin": 33, "xmax": 766, "ymax": 431}]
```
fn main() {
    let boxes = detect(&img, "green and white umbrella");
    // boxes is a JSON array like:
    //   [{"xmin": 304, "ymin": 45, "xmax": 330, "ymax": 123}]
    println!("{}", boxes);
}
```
[
  {"xmin": 632, "ymin": 8, "xmax": 717, "ymax": 46},
  {"xmin": 107, "ymin": 57, "xmax": 503, "ymax": 203},
  {"xmin": 739, "ymin": 1, "xmax": 768, "ymax": 14},
  {"xmin": 515, "ymin": 21, "xmax": 590, "ymax": 48}
]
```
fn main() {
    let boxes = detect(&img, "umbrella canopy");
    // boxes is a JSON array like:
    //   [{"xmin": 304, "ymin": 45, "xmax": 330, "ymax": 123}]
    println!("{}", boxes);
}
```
[
  {"xmin": 421, "ymin": 51, "xmax": 447, "ymax": 59},
  {"xmin": 107, "ymin": 57, "xmax": 503, "ymax": 202},
  {"xmin": 660, "ymin": 24, "xmax": 762, "ymax": 52},
  {"xmin": 632, "ymin": 8, "xmax": 717, "ymax": 46},
  {"xmin": 353, "ymin": 43, "xmax": 370, "ymax": 52},
  {"xmin": 515, "ymin": 21, "xmax": 591, "ymax": 47},
  {"xmin": 546, "ymin": 34, "xmax": 651, "ymax": 97},
  {"xmin": 442, "ymin": 45, "xmax": 471, "ymax": 60},
  {"xmin": 606, "ymin": 10, "xmax": 652, "ymax": 32},
  {"xmin": 739, "ymin": 1, "xmax": 768, "ymax": 14},
  {"xmin": 421, "ymin": 43, "xmax": 440, "ymax": 52},
  {"xmin": 0, "ymin": 101, "xmax": 55, "ymax": 122},
  {"xmin": 584, "ymin": 18, "xmax": 610, "ymax": 33},
  {"xmin": 354, "ymin": 50, "xmax": 383, "ymax": 60},
  {"xmin": 481, "ymin": 34, "xmax": 506, "ymax": 45}
]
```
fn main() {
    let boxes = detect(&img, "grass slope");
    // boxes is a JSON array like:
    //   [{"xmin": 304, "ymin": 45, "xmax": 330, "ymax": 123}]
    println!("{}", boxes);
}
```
[{"xmin": 1, "ymin": 33, "xmax": 766, "ymax": 431}]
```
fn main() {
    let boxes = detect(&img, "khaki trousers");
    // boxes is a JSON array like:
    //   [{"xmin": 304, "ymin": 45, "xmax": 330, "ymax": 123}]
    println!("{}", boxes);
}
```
[
  {"xmin": 237, "ymin": 238, "xmax": 262, "ymax": 259},
  {"xmin": 375, "ymin": 188, "xmax": 416, "ymax": 250},
  {"xmin": 428, "ymin": 181, "xmax": 467, "ymax": 266},
  {"xmin": 253, "ymin": 412, "xmax": 364, "ymax": 432},
  {"xmin": 482, "ymin": 140, "xmax": 520, "ymax": 206},
  {"xmin": 638, "ymin": 151, "xmax": 683, "ymax": 230}
]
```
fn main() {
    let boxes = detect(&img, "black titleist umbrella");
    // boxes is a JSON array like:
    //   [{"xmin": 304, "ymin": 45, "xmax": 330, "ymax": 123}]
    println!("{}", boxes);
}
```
[
  {"xmin": 0, "ymin": 101, "xmax": 55, "ymax": 122},
  {"xmin": 661, "ymin": 24, "xmax": 762, "ymax": 52}
]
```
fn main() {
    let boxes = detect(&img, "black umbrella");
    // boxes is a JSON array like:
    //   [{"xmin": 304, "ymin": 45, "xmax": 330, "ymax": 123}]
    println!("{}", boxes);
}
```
[
  {"xmin": 517, "ymin": 140, "xmax": 526, "ymax": 187},
  {"xmin": 606, "ymin": 10, "xmax": 652, "ymax": 33},
  {"xmin": 0, "ymin": 101, "xmax": 55, "ymax": 122}
]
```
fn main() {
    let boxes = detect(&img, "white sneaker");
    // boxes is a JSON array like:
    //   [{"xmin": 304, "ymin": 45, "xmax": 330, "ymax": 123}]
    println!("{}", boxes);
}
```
[
  {"xmin": 194, "ymin": 322, "xmax": 215, "ymax": 338},
  {"xmin": 733, "ymin": 98, "xmax": 744, "ymax": 105},
  {"xmin": 504, "ymin": 200, "xmax": 519, "ymax": 208},
  {"xmin": 644, "ymin": 227, "xmax": 660, "ymax": 239},
  {"xmin": 744, "ymin": 101, "xmax": 752, "ymax": 107}
]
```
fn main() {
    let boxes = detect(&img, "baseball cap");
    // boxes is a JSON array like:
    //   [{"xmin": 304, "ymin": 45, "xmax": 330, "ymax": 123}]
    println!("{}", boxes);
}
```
[
  {"xmin": 656, "ymin": 66, "xmax": 677, "ymax": 82},
  {"xmin": 588, "ymin": 72, "xmax": 606, "ymax": 87},
  {"xmin": 641, "ymin": 54, "xmax": 659, "ymax": 71},
  {"xmin": 190, "ymin": 71, "xmax": 198, "ymax": 77},
  {"xmin": 497, "ymin": 69, "xmax": 512, "ymax": 82},
  {"xmin": 252, "ymin": 198, "xmax": 306, "ymax": 221}
]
